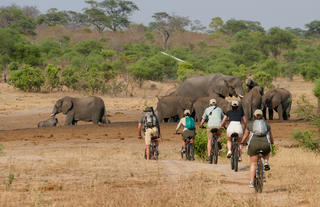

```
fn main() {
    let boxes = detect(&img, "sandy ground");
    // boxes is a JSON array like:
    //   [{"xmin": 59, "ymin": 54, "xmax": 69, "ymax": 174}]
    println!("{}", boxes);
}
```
[{"xmin": 0, "ymin": 77, "xmax": 319, "ymax": 206}]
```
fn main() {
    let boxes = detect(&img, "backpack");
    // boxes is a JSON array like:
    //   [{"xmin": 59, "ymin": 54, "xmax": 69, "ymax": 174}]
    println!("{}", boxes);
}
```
[
  {"xmin": 185, "ymin": 116, "xmax": 195, "ymax": 130},
  {"xmin": 252, "ymin": 120, "xmax": 268, "ymax": 137},
  {"xmin": 144, "ymin": 112, "xmax": 157, "ymax": 128}
]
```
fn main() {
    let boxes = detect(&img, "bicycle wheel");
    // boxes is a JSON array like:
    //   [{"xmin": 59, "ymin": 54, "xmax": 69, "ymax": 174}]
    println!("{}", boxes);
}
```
[
  {"xmin": 190, "ymin": 143, "xmax": 195, "ymax": 160},
  {"xmin": 181, "ymin": 146, "xmax": 184, "ymax": 159},
  {"xmin": 144, "ymin": 148, "xmax": 147, "ymax": 160},
  {"xmin": 209, "ymin": 140, "xmax": 214, "ymax": 164},
  {"xmin": 255, "ymin": 156, "xmax": 264, "ymax": 193},
  {"xmin": 231, "ymin": 143, "xmax": 235, "ymax": 170},
  {"xmin": 154, "ymin": 146, "xmax": 159, "ymax": 160},
  {"xmin": 186, "ymin": 142, "xmax": 191, "ymax": 160},
  {"xmin": 213, "ymin": 139, "xmax": 219, "ymax": 164},
  {"xmin": 233, "ymin": 144, "xmax": 239, "ymax": 172}
]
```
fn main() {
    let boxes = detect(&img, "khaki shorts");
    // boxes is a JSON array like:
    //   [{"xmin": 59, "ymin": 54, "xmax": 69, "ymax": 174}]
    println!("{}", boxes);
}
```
[
  {"xmin": 206, "ymin": 126, "xmax": 220, "ymax": 139},
  {"xmin": 182, "ymin": 129, "xmax": 195, "ymax": 139},
  {"xmin": 227, "ymin": 121, "xmax": 243, "ymax": 137},
  {"xmin": 144, "ymin": 127, "xmax": 158, "ymax": 145}
]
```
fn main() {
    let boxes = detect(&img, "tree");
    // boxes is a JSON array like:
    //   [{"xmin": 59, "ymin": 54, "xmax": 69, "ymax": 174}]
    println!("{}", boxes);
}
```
[
  {"xmin": 253, "ymin": 70, "xmax": 273, "ymax": 88},
  {"xmin": 0, "ymin": 6, "xmax": 36, "ymax": 34},
  {"xmin": 209, "ymin": 17, "xmax": 223, "ymax": 32},
  {"xmin": 21, "ymin": 6, "xmax": 40, "ymax": 19},
  {"xmin": 84, "ymin": 6, "xmax": 110, "ymax": 33},
  {"xmin": 221, "ymin": 19, "xmax": 264, "ymax": 35},
  {"xmin": 149, "ymin": 12, "xmax": 190, "ymax": 50},
  {"xmin": 36, "ymin": 8, "xmax": 70, "ymax": 26},
  {"xmin": 313, "ymin": 79, "xmax": 320, "ymax": 114},
  {"xmin": 267, "ymin": 27, "xmax": 297, "ymax": 58},
  {"xmin": 190, "ymin": 19, "xmax": 206, "ymax": 33},
  {"xmin": 84, "ymin": 0, "xmax": 139, "ymax": 32},
  {"xmin": 66, "ymin": 11, "xmax": 88, "ymax": 29},
  {"xmin": 305, "ymin": 20, "xmax": 320, "ymax": 36}
]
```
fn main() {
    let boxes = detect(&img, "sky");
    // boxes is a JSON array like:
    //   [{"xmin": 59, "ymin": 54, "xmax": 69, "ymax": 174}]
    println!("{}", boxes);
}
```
[{"xmin": 1, "ymin": 0, "xmax": 319, "ymax": 30}]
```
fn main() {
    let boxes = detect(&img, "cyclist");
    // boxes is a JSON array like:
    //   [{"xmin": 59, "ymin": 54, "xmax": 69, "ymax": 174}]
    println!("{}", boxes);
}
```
[
  {"xmin": 176, "ymin": 109, "xmax": 196, "ymax": 156},
  {"xmin": 241, "ymin": 109, "xmax": 274, "ymax": 188},
  {"xmin": 138, "ymin": 106, "xmax": 161, "ymax": 160},
  {"xmin": 220, "ymin": 100, "xmax": 247, "ymax": 160},
  {"xmin": 200, "ymin": 99, "xmax": 224, "ymax": 162}
]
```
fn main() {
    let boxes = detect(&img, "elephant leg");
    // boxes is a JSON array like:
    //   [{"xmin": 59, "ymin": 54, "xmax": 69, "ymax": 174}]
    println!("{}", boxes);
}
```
[
  {"xmin": 268, "ymin": 108, "xmax": 273, "ymax": 120},
  {"xmin": 65, "ymin": 114, "xmax": 74, "ymax": 126},
  {"xmin": 262, "ymin": 108, "xmax": 267, "ymax": 120},
  {"xmin": 277, "ymin": 104, "xmax": 283, "ymax": 120}
]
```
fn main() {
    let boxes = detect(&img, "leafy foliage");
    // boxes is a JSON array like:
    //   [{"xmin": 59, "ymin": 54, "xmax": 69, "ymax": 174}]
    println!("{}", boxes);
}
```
[
  {"xmin": 45, "ymin": 64, "xmax": 61, "ymax": 90},
  {"xmin": 293, "ymin": 130, "xmax": 320, "ymax": 153},
  {"xmin": 9, "ymin": 65, "xmax": 44, "ymax": 91}
]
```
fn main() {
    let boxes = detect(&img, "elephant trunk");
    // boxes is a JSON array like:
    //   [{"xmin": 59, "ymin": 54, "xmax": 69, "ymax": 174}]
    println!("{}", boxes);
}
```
[{"xmin": 51, "ymin": 106, "xmax": 59, "ymax": 116}]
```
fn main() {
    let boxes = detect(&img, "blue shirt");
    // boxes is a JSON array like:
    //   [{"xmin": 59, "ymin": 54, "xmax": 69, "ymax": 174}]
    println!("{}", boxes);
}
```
[{"xmin": 202, "ymin": 106, "xmax": 224, "ymax": 127}]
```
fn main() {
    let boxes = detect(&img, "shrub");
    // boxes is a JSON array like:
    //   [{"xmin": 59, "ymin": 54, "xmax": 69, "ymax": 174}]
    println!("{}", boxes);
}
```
[
  {"xmin": 9, "ymin": 64, "xmax": 44, "ymax": 91},
  {"xmin": 176, "ymin": 62, "xmax": 196, "ymax": 81},
  {"xmin": 253, "ymin": 70, "xmax": 274, "ymax": 88},
  {"xmin": 45, "ymin": 64, "xmax": 61, "ymax": 90},
  {"xmin": 194, "ymin": 128, "xmax": 207, "ymax": 159},
  {"xmin": 293, "ymin": 130, "xmax": 320, "ymax": 153},
  {"xmin": 8, "ymin": 61, "xmax": 19, "ymax": 71}
]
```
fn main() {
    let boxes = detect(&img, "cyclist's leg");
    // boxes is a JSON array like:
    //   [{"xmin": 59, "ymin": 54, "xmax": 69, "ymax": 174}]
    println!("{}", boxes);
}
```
[
  {"xmin": 250, "ymin": 155, "xmax": 258, "ymax": 184},
  {"xmin": 145, "ymin": 128, "xmax": 152, "ymax": 160},
  {"xmin": 206, "ymin": 127, "xmax": 213, "ymax": 157}
]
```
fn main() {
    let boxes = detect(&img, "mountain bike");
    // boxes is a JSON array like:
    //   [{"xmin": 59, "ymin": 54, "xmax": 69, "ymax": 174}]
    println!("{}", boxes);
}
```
[
  {"xmin": 231, "ymin": 132, "xmax": 240, "ymax": 172},
  {"xmin": 181, "ymin": 136, "xmax": 195, "ymax": 161},
  {"xmin": 144, "ymin": 136, "xmax": 159, "ymax": 160},
  {"xmin": 254, "ymin": 150, "xmax": 264, "ymax": 193},
  {"xmin": 209, "ymin": 128, "xmax": 220, "ymax": 164}
]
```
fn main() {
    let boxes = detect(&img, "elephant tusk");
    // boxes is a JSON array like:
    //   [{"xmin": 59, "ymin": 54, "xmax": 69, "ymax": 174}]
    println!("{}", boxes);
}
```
[
  {"xmin": 50, "ymin": 113, "xmax": 55, "ymax": 117},
  {"xmin": 238, "ymin": 95, "xmax": 244, "ymax": 98}
]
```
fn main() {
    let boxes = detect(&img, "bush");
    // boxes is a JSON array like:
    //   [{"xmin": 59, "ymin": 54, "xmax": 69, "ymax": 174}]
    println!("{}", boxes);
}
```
[
  {"xmin": 8, "ymin": 61, "xmax": 19, "ymax": 71},
  {"xmin": 45, "ymin": 64, "xmax": 61, "ymax": 90},
  {"xmin": 9, "ymin": 64, "xmax": 44, "ymax": 91},
  {"xmin": 293, "ymin": 130, "xmax": 320, "ymax": 153},
  {"xmin": 176, "ymin": 62, "xmax": 196, "ymax": 81},
  {"xmin": 253, "ymin": 70, "xmax": 274, "ymax": 88}
]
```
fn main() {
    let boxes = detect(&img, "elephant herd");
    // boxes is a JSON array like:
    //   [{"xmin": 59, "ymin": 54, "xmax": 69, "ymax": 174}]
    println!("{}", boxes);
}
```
[
  {"xmin": 37, "ymin": 73, "xmax": 292, "ymax": 128},
  {"xmin": 157, "ymin": 73, "xmax": 292, "ymax": 122}
]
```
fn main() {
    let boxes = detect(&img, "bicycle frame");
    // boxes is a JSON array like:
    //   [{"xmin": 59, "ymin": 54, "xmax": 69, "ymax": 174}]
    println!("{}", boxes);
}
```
[{"xmin": 145, "ymin": 136, "xmax": 159, "ymax": 160}]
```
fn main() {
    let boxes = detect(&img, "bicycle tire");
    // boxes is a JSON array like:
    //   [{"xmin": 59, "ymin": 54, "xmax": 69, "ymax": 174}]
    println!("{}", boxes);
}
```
[
  {"xmin": 213, "ymin": 138, "xmax": 219, "ymax": 164},
  {"xmin": 231, "ymin": 143, "xmax": 235, "ymax": 170},
  {"xmin": 154, "ymin": 146, "xmax": 159, "ymax": 160},
  {"xmin": 255, "ymin": 156, "xmax": 264, "ymax": 193},
  {"xmin": 187, "ymin": 142, "xmax": 192, "ymax": 160},
  {"xmin": 190, "ymin": 143, "xmax": 195, "ymax": 160},
  {"xmin": 181, "ymin": 146, "xmax": 184, "ymax": 159},
  {"xmin": 233, "ymin": 144, "xmax": 239, "ymax": 172}
]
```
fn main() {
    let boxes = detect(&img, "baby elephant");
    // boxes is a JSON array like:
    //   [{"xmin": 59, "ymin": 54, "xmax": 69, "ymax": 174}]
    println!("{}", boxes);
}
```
[{"xmin": 38, "ymin": 116, "xmax": 58, "ymax": 128}]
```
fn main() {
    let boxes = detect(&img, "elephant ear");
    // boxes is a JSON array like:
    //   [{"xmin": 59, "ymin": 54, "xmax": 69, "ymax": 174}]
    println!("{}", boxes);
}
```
[
  {"xmin": 214, "ymin": 79, "xmax": 229, "ymax": 98},
  {"xmin": 178, "ymin": 96, "xmax": 195, "ymax": 110},
  {"xmin": 62, "ymin": 97, "xmax": 73, "ymax": 114}
]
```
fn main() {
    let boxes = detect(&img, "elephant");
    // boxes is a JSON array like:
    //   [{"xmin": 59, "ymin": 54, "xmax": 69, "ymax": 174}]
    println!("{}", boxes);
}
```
[
  {"xmin": 262, "ymin": 88, "xmax": 292, "ymax": 120},
  {"xmin": 241, "ymin": 86, "xmax": 264, "ymax": 120},
  {"xmin": 246, "ymin": 78, "xmax": 259, "ymax": 92},
  {"xmin": 38, "ymin": 116, "xmax": 58, "ymax": 128},
  {"xmin": 156, "ymin": 95, "xmax": 194, "ymax": 122},
  {"xmin": 177, "ymin": 73, "xmax": 245, "ymax": 100},
  {"xmin": 52, "ymin": 96, "xmax": 107, "ymax": 125},
  {"xmin": 193, "ymin": 94, "xmax": 231, "ymax": 122}
]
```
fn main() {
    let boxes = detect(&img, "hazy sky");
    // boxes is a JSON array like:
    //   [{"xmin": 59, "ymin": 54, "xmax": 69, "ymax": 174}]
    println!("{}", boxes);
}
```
[{"xmin": 1, "ymin": 0, "xmax": 319, "ymax": 29}]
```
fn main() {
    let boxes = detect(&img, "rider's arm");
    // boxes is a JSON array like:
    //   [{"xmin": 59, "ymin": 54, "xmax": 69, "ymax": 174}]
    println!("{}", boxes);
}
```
[
  {"xmin": 176, "ymin": 119, "xmax": 182, "ymax": 133},
  {"xmin": 241, "ymin": 129, "xmax": 250, "ymax": 144},
  {"xmin": 269, "ymin": 130, "xmax": 274, "ymax": 144},
  {"xmin": 242, "ymin": 115, "xmax": 247, "ymax": 129},
  {"xmin": 138, "ymin": 123, "xmax": 142, "ymax": 138},
  {"xmin": 200, "ymin": 118, "xmax": 206, "ymax": 127},
  {"xmin": 220, "ymin": 115, "xmax": 227, "ymax": 128}
]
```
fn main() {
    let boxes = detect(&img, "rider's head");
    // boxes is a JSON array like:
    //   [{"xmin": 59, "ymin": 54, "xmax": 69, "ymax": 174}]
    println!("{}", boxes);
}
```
[
  {"xmin": 231, "ymin": 100, "xmax": 239, "ymax": 110},
  {"xmin": 184, "ymin": 109, "xmax": 191, "ymax": 117},
  {"xmin": 254, "ymin": 109, "xmax": 264, "ymax": 120},
  {"xmin": 209, "ymin": 99, "xmax": 216, "ymax": 106},
  {"xmin": 143, "ymin": 107, "xmax": 153, "ymax": 112}
]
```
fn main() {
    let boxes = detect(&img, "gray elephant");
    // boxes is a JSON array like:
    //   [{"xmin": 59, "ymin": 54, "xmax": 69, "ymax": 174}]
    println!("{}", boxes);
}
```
[
  {"xmin": 52, "ymin": 96, "xmax": 107, "ymax": 125},
  {"xmin": 246, "ymin": 78, "xmax": 259, "ymax": 92},
  {"xmin": 156, "ymin": 95, "xmax": 194, "ymax": 122},
  {"xmin": 262, "ymin": 88, "xmax": 292, "ymax": 120},
  {"xmin": 193, "ymin": 94, "xmax": 231, "ymax": 122},
  {"xmin": 38, "ymin": 116, "xmax": 58, "ymax": 128},
  {"xmin": 177, "ymin": 73, "xmax": 245, "ymax": 99},
  {"xmin": 242, "ymin": 86, "xmax": 264, "ymax": 120}
]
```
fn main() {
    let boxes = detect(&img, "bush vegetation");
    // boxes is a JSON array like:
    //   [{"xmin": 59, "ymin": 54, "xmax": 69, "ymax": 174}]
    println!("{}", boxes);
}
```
[{"xmin": 1, "ymin": 3, "xmax": 320, "ymax": 94}]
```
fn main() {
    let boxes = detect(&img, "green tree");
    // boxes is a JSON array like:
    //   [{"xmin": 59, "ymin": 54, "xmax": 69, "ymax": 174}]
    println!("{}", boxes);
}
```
[
  {"xmin": 149, "ymin": 12, "xmax": 190, "ymax": 50},
  {"xmin": 45, "ymin": 64, "xmax": 61, "ymax": 91},
  {"xmin": 61, "ymin": 67, "xmax": 79, "ymax": 90},
  {"xmin": 9, "ymin": 64, "xmax": 44, "ymax": 91},
  {"xmin": 313, "ymin": 79, "xmax": 320, "ymax": 114},
  {"xmin": 305, "ymin": 20, "xmax": 320, "ymax": 37},
  {"xmin": 267, "ymin": 27, "xmax": 297, "ymax": 58},
  {"xmin": 176, "ymin": 62, "xmax": 196, "ymax": 81},
  {"xmin": 84, "ymin": 6, "xmax": 110, "ymax": 33},
  {"xmin": 209, "ymin": 17, "xmax": 223, "ymax": 32},
  {"xmin": 0, "ymin": 6, "xmax": 36, "ymax": 34},
  {"xmin": 84, "ymin": 0, "xmax": 139, "ymax": 32},
  {"xmin": 221, "ymin": 19, "xmax": 264, "ymax": 35},
  {"xmin": 253, "ymin": 70, "xmax": 273, "ymax": 88},
  {"xmin": 36, "ymin": 8, "xmax": 70, "ymax": 26}
]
